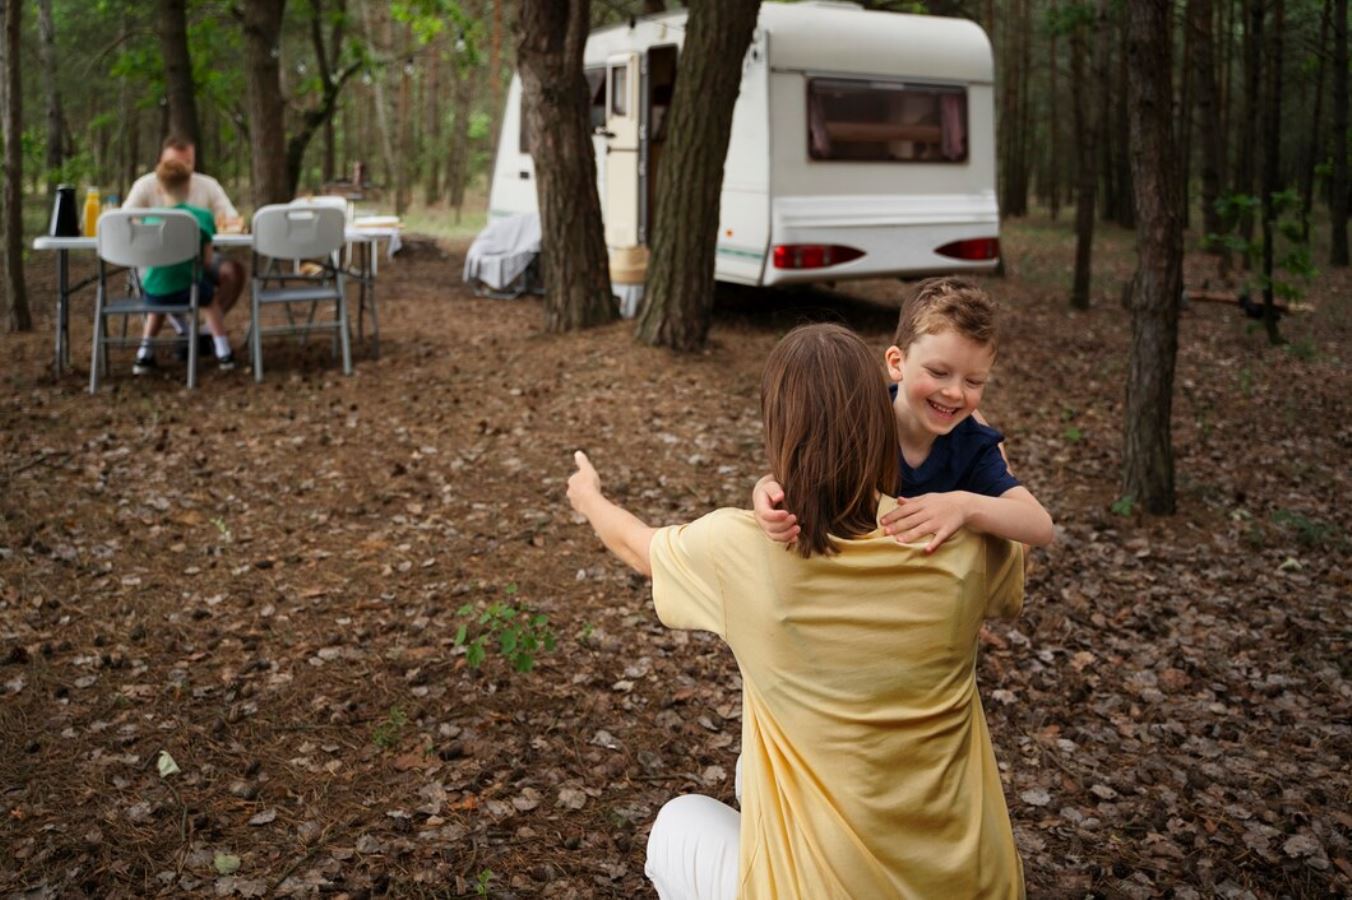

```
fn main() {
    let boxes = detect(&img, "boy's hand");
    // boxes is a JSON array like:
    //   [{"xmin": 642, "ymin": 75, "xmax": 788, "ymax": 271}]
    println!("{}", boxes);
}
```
[
  {"xmin": 567, "ymin": 450, "xmax": 602, "ymax": 512},
  {"xmin": 753, "ymin": 474, "xmax": 799, "ymax": 544},
  {"xmin": 881, "ymin": 493, "xmax": 969, "ymax": 553}
]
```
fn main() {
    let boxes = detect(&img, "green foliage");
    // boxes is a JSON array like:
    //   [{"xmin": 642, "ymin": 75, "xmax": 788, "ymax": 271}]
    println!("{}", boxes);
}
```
[
  {"xmin": 1283, "ymin": 338, "xmax": 1318, "ymax": 362},
  {"xmin": 1207, "ymin": 191, "xmax": 1317, "ymax": 306},
  {"xmin": 454, "ymin": 589, "xmax": 558, "ymax": 674},
  {"xmin": 1110, "ymin": 495, "xmax": 1135, "ymax": 517},
  {"xmin": 474, "ymin": 868, "xmax": 494, "ymax": 897},
  {"xmin": 1046, "ymin": 2, "xmax": 1097, "ymax": 36},
  {"xmin": 1062, "ymin": 425, "xmax": 1084, "ymax": 443},
  {"xmin": 1271, "ymin": 510, "xmax": 1339, "ymax": 549},
  {"xmin": 371, "ymin": 706, "xmax": 408, "ymax": 750}
]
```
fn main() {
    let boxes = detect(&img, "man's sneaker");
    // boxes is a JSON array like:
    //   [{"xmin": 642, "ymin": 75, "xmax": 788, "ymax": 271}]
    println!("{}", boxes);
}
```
[
  {"xmin": 216, "ymin": 351, "xmax": 237, "ymax": 372},
  {"xmin": 133, "ymin": 355, "xmax": 157, "ymax": 375},
  {"xmin": 176, "ymin": 333, "xmax": 215, "ymax": 362}
]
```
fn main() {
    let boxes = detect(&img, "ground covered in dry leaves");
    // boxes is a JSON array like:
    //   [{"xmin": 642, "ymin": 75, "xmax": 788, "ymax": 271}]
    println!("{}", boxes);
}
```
[{"xmin": 1, "ymin": 220, "xmax": 1349, "ymax": 898}]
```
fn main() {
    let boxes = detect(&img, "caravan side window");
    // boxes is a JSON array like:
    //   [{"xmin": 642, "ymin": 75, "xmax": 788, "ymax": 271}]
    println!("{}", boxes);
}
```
[
  {"xmin": 807, "ymin": 78, "xmax": 968, "ymax": 163},
  {"xmin": 610, "ymin": 65, "xmax": 629, "ymax": 117}
]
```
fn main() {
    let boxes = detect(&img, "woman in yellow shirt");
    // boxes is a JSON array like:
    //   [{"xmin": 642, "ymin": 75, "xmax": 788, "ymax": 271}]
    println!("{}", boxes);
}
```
[{"xmin": 567, "ymin": 323, "xmax": 1026, "ymax": 899}]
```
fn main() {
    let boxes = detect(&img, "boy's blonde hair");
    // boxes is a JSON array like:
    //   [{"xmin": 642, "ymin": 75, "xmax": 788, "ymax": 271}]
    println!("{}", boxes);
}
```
[
  {"xmin": 155, "ymin": 157, "xmax": 192, "ymax": 203},
  {"xmin": 893, "ymin": 276, "xmax": 999, "ymax": 351}
]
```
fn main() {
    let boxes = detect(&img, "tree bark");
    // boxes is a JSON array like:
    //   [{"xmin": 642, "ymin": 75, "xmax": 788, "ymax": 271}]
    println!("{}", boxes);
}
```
[
  {"xmin": 1113, "ymin": 10, "xmax": 1134, "ymax": 228},
  {"xmin": 36, "ymin": 0, "xmax": 63, "ymax": 194},
  {"xmin": 242, "ymin": 0, "xmax": 289, "ymax": 206},
  {"xmin": 159, "ymin": 0, "xmax": 203, "ymax": 170},
  {"xmin": 1235, "ymin": 0, "xmax": 1262, "ymax": 260},
  {"xmin": 635, "ymin": 0, "xmax": 761, "ymax": 350},
  {"xmin": 423, "ymin": 38, "xmax": 443, "ymax": 204},
  {"xmin": 517, "ymin": 0, "xmax": 616, "ymax": 331},
  {"xmin": 1299, "ymin": 0, "xmax": 1330, "ymax": 243},
  {"xmin": 1, "ymin": 0, "xmax": 30, "ymax": 332},
  {"xmin": 1070, "ymin": 1, "xmax": 1105, "ymax": 310},
  {"xmin": 1123, "ymin": 0, "xmax": 1183, "ymax": 515},
  {"xmin": 1259, "ymin": 0, "xmax": 1284, "ymax": 342},
  {"xmin": 1331, "ymin": 0, "xmax": 1349, "ymax": 265},
  {"xmin": 1191, "ymin": 0, "xmax": 1224, "ymax": 254},
  {"xmin": 446, "ymin": 56, "xmax": 478, "ymax": 221},
  {"xmin": 1047, "ymin": 1, "xmax": 1060, "ymax": 221},
  {"xmin": 359, "ymin": 0, "xmax": 397, "ymax": 196},
  {"xmin": 395, "ymin": 23, "xmax": 413, "ymax": 214}
]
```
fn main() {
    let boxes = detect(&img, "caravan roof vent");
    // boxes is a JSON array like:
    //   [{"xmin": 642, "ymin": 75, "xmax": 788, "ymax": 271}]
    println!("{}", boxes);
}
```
[
  {"xmin": 934, "ymin": 238, "xmax": 1000, "ymax": 261},
  {"xmin": 772, "ymin": 244, "xmax": 865, "ymax": 270}
]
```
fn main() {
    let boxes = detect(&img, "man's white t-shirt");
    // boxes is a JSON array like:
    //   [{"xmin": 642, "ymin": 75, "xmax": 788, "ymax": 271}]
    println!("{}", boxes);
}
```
[{"xmin": 124, "ymin": 172, "xmax": 238, "ymax": 220}]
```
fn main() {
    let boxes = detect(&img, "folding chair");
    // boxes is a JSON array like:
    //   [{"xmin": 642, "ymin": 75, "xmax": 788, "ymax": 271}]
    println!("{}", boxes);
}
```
[
  {"xmin": 90, "ymin": 209, "xmax": 203, "ymax": 393},
  {"xmin": 249, "ymin": 203, "xmax": 351, "ymax": 382}
]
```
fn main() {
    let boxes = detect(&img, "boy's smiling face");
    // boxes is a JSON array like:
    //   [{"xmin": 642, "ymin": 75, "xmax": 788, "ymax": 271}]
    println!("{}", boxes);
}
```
[{"xmin": 885, "ymin": 329, "xmax": 995, "ymax": 438}]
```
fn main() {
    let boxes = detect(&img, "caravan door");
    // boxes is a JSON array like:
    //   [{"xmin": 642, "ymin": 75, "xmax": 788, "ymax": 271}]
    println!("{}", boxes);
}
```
[{"xmin": 603, "ymin": 53, "xmax": 640, "ymax": 247}]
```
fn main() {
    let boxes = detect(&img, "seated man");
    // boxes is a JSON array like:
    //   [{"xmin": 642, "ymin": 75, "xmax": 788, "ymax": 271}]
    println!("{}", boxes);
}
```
[
  {"xmin": 132, "ymin": 157, "xmax": 236, "ymax": 374},
  {"xmin": 126, "ymin": 136, "xmax": 245, "ymax": 354}
]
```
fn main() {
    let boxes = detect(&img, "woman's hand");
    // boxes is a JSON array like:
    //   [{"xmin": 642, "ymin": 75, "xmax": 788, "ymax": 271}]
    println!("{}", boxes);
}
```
[{"xmin": 567, "ymin": 450, "xmax": 602, "ymax": 513}]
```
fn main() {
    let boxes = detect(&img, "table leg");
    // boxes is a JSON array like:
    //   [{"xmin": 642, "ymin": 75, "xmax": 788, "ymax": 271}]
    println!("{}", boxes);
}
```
[
  {"xmin": 55, "ymin": 249, "xmax": 70, "ymax": 376},
  {"xmin": 368, "ymin": 244, "xmax": 380, "ymax": 360}
]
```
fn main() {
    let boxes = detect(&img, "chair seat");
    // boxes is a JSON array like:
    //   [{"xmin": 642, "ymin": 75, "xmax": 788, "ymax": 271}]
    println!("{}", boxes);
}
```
[{"xmin": 254, "ymin": 285, "xmax": 344, "ymax": 304}]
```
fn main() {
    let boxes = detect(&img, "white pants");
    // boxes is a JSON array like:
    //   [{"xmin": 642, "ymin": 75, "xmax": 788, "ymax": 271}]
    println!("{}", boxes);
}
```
[{"xmin": 644, "ymin": 794, "xmax": 741, "ymax": 899}]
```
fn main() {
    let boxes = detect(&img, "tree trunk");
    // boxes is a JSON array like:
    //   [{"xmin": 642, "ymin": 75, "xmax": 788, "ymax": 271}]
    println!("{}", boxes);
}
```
[
  {"xmin": 243, "ymin": 0, "xmax": 289, "ymax": 206},
  {"xmin": 359, "ymin": 0, "xmax": 397, "ymax": 196},
  {"xmin": 1048, "ymin": 2, "xmax": 1060, "ymax": 221},
  {"xmin": 1299, "ymin": 0, "xmax": 1330, "ymax": 243},
  {"xmin": 1114, "ymin": 10, "xmax": 1135, "ymax": 228},
  {"xmin": 36, "ymin": 0, "xmax": 63, "ymax": 194},
  {"xmin": 635, "ymin": 0, "xmax": 761, "ymax": 350},
  {"xmin": 395, "ymin": 23, "xmax": 413, "ymax": 215},
  {"xmin": 1099, "ymin": 23, "xmax": 1117, "ymax": 223},
  {"xmin": 1177, "ymin": 0, "xmax": 1194, "ymax": 230},
  {"xmin": 1123, "ymin": 0, "xmax": 1183, "ymax": 515},
  {"xmin": 423, "ymin": 39, "xmax": 443, "ymax": 205},
  {"xmin": 1, "ymin": 0, "xmax": 30, "ymax": 332},
  {"xmin": 446, "ymin": 58, "xmax": 478, "ymax": 222},
  {"xmin": 159, "ymin": 0, "xmax": 202, "ymax": 170},
  {"xmin": 1331, "ymin": 0, "xmax": 1349, "ymax": 265},
  {"xmin": 1236, "ymin": 0, "xmax": 1262, "ymax": 260},
  {"xmin": 1070, "ymin": 2, "xmax": 1105, "ymax": 310},
  {"xmin": 1191, "ymin": 0, "xmax": 1224, "ymax": 254},
  {"xmin": 517, "ymin": 0, "xmax": 616, "ymax": 331},
  {"xmin": 1259, "ymin": 0, "xmax": 1284, "ymax": 342}
]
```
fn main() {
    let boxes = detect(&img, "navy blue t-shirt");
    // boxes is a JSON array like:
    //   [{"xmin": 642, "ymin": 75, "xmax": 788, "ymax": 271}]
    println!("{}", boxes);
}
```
[{"xmin": 890, "ymin": 383, "xmax": 1020, "ymax": 498}]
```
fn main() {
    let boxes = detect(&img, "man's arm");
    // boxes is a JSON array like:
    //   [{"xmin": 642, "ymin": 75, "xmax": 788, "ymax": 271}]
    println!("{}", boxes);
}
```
[{"xmin": 567, "ymin": 451, "xmax": 656, "ymax": 576}]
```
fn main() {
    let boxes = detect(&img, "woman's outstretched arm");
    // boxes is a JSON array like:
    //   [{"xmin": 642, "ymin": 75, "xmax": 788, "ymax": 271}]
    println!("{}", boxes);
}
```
[{"xmin": 567, "ymin": 451, "xmax": 656, "ymax": 577}]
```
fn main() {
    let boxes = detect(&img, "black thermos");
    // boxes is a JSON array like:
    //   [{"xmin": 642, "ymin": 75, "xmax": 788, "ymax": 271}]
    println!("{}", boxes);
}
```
[{"xmin": 49, "ymin": 185, "xmax": 79, "ymax": 237}]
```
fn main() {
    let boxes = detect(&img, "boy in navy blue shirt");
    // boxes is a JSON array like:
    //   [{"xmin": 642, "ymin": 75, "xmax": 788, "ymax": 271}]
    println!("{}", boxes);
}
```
[{"xmin": 755, "ymin": 277, "xmax": 1054, "ymax": 552}]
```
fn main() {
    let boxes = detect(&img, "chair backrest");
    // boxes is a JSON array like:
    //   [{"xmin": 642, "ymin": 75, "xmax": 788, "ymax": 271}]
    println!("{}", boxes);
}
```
[
  {"xmin": 96, "ymin": 209, "xmax": 200, "ymax": 268},
  {"xmin": 253, "ymin": 204, "xmax": 345, "ymax": 260}
]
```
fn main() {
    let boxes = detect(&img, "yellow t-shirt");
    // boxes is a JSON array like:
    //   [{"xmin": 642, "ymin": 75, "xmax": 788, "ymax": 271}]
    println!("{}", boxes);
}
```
[{"xmin": 649, "ymin": 497, "xmax": 1025, "ymax": 899}]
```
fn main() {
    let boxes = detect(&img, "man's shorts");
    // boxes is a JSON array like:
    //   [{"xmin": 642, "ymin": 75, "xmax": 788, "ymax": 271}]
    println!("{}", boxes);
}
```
[{"xmin": 145, "ymin": 276, "xmax": 216, "ymax": 309}]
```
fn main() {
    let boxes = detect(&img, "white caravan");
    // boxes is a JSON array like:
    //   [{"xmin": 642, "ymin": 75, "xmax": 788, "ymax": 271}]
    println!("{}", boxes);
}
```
[{"xmin": 488, "ymin": 1, "xmax": 1000, "ymax": 294}]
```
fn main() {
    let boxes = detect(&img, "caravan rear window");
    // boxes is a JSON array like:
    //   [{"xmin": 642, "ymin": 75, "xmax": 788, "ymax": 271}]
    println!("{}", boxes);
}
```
[{"xmin": 807, "ymin": 78, "xmax": 968, "ymax": 163}]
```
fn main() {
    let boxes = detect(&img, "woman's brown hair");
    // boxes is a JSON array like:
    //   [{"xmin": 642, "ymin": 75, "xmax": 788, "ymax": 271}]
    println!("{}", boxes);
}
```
[{"xmin": 761, "ymin": 323, "xmax": 899, "ymax": 558}]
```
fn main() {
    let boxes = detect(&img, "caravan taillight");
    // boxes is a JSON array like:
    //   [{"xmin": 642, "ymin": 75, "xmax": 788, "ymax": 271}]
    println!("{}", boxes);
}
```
[
  {"xmin": 772, "ymin": 244, "xmax": 865, "ymax": 270},
  {"xmin": 934, "ymin": 238, "xmax": 1000, "ymax": 261}
]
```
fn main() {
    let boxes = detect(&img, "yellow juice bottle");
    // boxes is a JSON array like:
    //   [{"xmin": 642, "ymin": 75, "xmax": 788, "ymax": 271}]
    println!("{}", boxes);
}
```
[{"xmin": 82, "ymin": 188, "xmax": 101, "ymax": 237}]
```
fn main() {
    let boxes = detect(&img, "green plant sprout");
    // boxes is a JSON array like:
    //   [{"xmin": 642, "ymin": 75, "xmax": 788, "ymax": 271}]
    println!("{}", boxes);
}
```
[
  {"xmin": 1110, "ymin": 495, "xmax": 1136, "ymax": 517},
  {"xmin": 371, "ymin": 706, "xmax": 407, "ymax": 750},
  {"xmin": 454, "ymin": 595, "xmax": 557, "ymax": 674}
]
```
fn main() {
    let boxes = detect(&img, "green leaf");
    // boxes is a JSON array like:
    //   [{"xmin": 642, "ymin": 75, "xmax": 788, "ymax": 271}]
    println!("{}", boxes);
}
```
[
  {"xmin": 1110, "ymin": 496, "xmax": 1135, "ymax": 517},
  {"xmin": 453, "ymin": 624, "xmax": 468, "ymax": 646},
  {"xmin": 214, "ymin": 852, "xmax": 242, "ymax": 875}
]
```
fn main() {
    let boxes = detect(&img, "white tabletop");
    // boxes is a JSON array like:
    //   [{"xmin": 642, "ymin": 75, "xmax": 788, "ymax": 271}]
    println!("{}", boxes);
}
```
[{"xmin": 33, "ymin": 227, "xmax": 399, "ymax": 252}]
